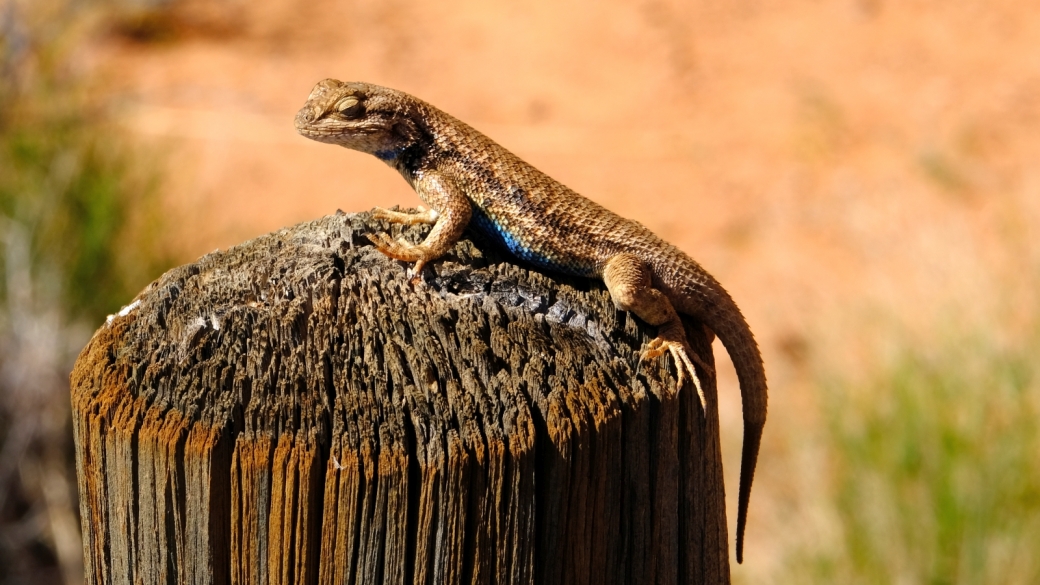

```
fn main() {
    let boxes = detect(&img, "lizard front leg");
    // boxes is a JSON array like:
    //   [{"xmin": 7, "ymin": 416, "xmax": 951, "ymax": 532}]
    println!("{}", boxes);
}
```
[
  {"xmin": 366, "ymin": 171, "xmax": 472, "ymax": 279},
  {"xmin": 602, "ymin": 253, "xmax": 713, "ymax": 408}
]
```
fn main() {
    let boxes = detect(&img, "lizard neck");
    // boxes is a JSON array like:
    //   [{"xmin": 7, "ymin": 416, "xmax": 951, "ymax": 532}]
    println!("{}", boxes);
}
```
[{"xmin": 384, "ymin": 142, "xmax": 430, "ymax": 180}]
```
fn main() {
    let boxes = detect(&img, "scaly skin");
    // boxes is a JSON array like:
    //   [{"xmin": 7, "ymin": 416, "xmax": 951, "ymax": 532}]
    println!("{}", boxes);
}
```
[{"xmin": 295, "ymin": 79, "xmax": 767, "ymax": 563}]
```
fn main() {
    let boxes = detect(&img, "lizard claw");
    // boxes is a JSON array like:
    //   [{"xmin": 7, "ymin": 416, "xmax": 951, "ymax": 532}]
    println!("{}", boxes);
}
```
[
  {"xmin": 366, "ymin": 232, "xmax": 424, "ymax": 261},
  {"xmin": 643, "ymin": 338, "xmax": 709, "ymax": 411},
  {"xmin": 371, "ymin": 206, "xmax": 439, "ymax": 225},
  {"xmin": 366, "ymin": 232, "xmax": 429, "ymax": 281},
  {"xmin": 405, "ymin": 265, "xmax": 425, "ymax": 286}
]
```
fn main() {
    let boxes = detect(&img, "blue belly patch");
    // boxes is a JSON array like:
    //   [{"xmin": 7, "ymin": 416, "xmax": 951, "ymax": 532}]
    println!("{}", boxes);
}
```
[
  {"xmin": 470, "ymin": 208, "xmax": 594, "ymax": 277},
  {"xmin": 375, "ymin": 146, "xmax": 407, "ymax": 161}
]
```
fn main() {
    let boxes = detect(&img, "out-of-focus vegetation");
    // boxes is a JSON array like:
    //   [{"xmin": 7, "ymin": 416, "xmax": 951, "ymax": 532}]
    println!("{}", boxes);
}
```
[
  {"xmin": 0, "ymin": 1, "xmax": 171, "ymax": 583},
  {"xmin": 785, "ymin": 329, "xmax": 1040, "ymax": 585}
]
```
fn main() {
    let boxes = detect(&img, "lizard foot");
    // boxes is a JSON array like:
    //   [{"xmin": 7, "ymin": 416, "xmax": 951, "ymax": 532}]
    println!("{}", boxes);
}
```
[
  {"xmin": 642, "ymin": 337, "xmax": 710, "ymax": 410},
  {"xmin": 366, "ymin": 232, "xmax": 430, "ymax": 283},
  {"xmin": 371, "ymin": 206, "xmax": 438, "ymax": 225}
]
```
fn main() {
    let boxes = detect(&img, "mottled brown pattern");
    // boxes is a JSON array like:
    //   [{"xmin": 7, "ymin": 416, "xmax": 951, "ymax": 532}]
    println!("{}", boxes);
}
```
[{"xmin": 295, "ymin": 79, "xmax": 767, "ymax": 563}]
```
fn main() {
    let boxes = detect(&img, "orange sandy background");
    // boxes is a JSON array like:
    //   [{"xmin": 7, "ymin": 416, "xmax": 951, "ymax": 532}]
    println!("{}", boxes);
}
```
[{"xmin": 85, "ymin": 0, "xmax": 1039, "ymax": 580}]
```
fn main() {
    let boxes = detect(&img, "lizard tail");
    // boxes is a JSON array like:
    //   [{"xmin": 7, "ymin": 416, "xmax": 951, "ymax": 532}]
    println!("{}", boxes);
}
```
[{"xmin": 704, "ymin": 300, "xmax": 767, "ymax": 564}]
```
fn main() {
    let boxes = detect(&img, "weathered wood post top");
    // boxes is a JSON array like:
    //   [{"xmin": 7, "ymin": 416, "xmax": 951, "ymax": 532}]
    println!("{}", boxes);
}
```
[{"xmin": 72, "ymin": 212, "xmax": 731, "ymax": 584}]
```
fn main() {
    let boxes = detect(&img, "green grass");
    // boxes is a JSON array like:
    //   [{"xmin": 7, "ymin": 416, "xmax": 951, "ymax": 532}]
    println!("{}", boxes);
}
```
[
  {"xmin": 0, "ymin": 62, "xmax": 170, "ymax": 323},
  {"xmin": 801, "ymin": 334, "xmax": 1040, "ymax": 584}
]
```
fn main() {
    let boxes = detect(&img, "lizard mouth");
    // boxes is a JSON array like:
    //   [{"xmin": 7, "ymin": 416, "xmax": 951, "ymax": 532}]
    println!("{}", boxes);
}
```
[
  {"xmin": 295, "ymin": 105, "xmax": 391, "ymax": 134},
  {"xmin": 294, "ymin": 123, "xmax": 337, "ymax": 144},
  {"xmin": 295, "ymin": 121, "xmax": 387, "ymax": 144}
]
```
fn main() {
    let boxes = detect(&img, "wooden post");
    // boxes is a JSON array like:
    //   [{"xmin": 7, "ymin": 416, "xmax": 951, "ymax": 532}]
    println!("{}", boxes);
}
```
[{"xmin": 71, "ymin": 212, "xmax": 731, "ymax": 585}]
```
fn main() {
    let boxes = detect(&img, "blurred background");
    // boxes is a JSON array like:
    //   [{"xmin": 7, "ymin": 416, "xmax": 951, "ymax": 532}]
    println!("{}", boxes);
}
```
[{"xmin": 1, "ymin": 0, "xmax": 1038, "ymax": 583}]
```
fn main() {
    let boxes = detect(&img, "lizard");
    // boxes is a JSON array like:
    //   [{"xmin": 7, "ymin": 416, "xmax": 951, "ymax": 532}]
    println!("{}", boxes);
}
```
[{"xmin": 294, "ymin": 79, "xmax": 767, "ymax": 563}]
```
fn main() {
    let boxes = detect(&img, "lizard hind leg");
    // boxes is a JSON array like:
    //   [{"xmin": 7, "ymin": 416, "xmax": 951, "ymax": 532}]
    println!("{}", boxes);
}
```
[{"xmin": 603, "ymin": 253, "xmax": 710, "ymax": 409}]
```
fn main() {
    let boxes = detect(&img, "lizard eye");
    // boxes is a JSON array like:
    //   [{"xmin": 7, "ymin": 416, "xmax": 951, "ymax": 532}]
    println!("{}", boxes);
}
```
[{"xmin": 335, "ymin": 96, "xmax": 364, "ymax": 119}]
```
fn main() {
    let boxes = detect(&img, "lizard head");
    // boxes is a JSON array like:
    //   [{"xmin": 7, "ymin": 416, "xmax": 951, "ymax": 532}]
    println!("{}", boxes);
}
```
[{"xmin": 295, "ymin": 79, "xmax": 424, "ymax": 161}]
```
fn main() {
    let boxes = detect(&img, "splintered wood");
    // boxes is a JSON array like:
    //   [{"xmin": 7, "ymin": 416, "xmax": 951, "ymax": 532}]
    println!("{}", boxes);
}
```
[{"xmin": 71, "ymin": 212, "xmax": 731, "ymax": 585}]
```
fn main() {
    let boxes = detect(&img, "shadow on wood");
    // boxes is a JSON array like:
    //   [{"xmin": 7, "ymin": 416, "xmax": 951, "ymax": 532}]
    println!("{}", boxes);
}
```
[{"xmin": 71, "ymin": 212, "xmax": 731, "ymax": 585}]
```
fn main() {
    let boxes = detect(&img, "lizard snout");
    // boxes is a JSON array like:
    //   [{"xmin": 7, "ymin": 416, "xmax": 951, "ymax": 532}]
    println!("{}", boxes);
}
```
[{"xmin": 294, "ymin": 105, "xmax": 322, "ymax": 133}]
